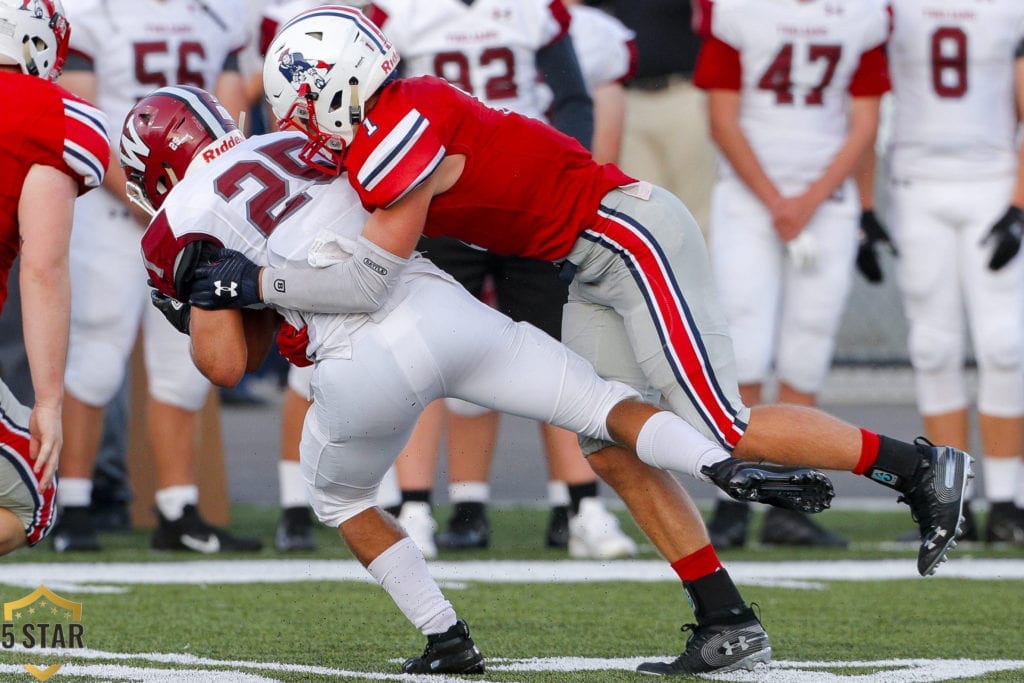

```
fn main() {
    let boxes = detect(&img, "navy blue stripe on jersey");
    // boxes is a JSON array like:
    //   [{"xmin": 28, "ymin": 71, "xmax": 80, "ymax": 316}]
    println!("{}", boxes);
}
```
[
  {"xmin": 64, "ymin": 142, "xmax": 105, "ymax": 186},
  {"xmin": 360, "ymin": 113, "xmax": 428, "ymax": 190},
  {"xmin": 63, "ymin": 99, "xmax": 108, "ymax": 137}
]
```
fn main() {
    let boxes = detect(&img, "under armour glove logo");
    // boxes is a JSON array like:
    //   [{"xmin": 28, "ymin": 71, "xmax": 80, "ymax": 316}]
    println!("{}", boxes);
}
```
[
  {"xmin": 189, "ymin": 248, "xmax": 262, "ymax": 309},
  {"xmin": 150, "ymin": 289, "xmax": 191, "ymax": 335},
  {"xmin": 981, "ymin": 205, "xmax": 1024, "ymax": 271},
  {"xmin": 856, "ymin": 209, "xmax": 898, "ymax": 284}
]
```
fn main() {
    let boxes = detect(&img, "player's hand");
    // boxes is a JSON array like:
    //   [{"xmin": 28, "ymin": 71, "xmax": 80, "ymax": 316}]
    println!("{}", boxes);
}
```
[
  {"xmin": 189, "ymin": 248, "xmax": 263, "ymax": 309},
  {"xmin": 772, "ymin": 193, "xmax": 820, "ymax": 242},
  {"xmin": 276, "ymin": 322, "xmax": 313, "ymax": 367},
  {"xmin": 856, "ymin": 209, "xmax": 898, "ymax": 284},
  {"xmin": 28, "ymin": 403, "xmax": 61, "ymax": 490},
  {"xmin": 150, "ymin": 290, "xmax": 191, "ymax": 335},
  {"xmin": 981, "ymin": 206, "xmax": 1024, "ymax": 271},
  {"xmin": 786, "ymin": 231, "xmax": 818, "ymax": 271}
]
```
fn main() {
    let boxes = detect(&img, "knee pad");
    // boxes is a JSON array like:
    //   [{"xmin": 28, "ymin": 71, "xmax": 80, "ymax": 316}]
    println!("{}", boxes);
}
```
[
  {"xmin": 444, "ymin": 398, "xmax": 492, "ymax": 417},
  {"xmin": 908, "ymin": 324, "xmax": 961, "ymax": 375},
  {"xmin": 978, "ymin": 367, "xmax": 1024, "ymax": 417},
  {"xmin": 914, "ymin": 368, "xmax": 967, "ymax": 416},
  {"xmin": 975, "ymin": 327, "xmax": 1023, "ymax": 373},
  {"xmin": 64, "ymin": 343, "xmax": 128, "ymax": 406}
]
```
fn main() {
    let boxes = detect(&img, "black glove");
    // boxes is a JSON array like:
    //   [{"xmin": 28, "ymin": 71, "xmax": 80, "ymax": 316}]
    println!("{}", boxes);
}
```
[
  {"xmin": 150, "ymin": 290, "xmax": 191, "ymax": 335},
  {"xmin": 981, "ymin": 205, "xmax": 1024, "ymax": 271},
  {"xmin": 188, "ymin": 248, "xmax": 262, "ymax": 309},
  {"xmin": 856, "ymin": 209, "xmax": 897, "ymax": 284}
]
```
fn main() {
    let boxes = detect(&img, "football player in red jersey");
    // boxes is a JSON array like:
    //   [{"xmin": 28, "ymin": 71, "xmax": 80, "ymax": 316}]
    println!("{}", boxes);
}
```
[
  {"xmin": 0, "ymin": 0, "xmax": 110, "ymax": 556},
  {"xmin": 194, "ymin": 6, "xmax": 973, "ymax": 674},
  {"xmin": 122, "ymin": 85, "xmax": 830, "ymax": 675}
]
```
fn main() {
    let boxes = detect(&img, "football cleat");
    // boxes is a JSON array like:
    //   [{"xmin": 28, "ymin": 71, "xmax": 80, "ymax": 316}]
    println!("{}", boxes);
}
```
[
  {"xmin": 274, "ymin": 506, "xmax": 317, "ymax": 552},
  {"xmin": 701, "ymin": 457, "xmax": 834, "ymax": 514},
  {"xmin": 706, "ymin": 500, "xmax": 750, "ymax": 550},
  {"xmin": 760, "ymin": 508, "xmax": 848, "ymax": 547},
  {"xmin": 402, "ymin": 619, "xmax": 485, "ymax": 675},
  {"xmin": 546, "ymin": 505, "xmax": 570, "ymax": 549},
  {"xmin": 51, "ymin": 506, "xmax": 101, "ymax": 553},
  {"xmin": 898, "ymin": 439, "xmax": 973, "ymax": 576},
  {"xmin": 637, "ymin": 607, "xmax": 771, "ymax": 676},
  {"xmin": 397, "ymin": 502, "xmax": 439, "ymax": 559},
  {"xmin": 983, "ymin": 503, "xmax": 1024, "ymax": 546},
  {"xmin": 151, "ymin": 505, "xmax": 263, "ymax": 553},
  {"xmin": 567, "ymin": 498, "xmax": 638, "ymax": 559},
  {"xmin": 436, "ymin": 504, "xmax": 489, "ymax": 551}
]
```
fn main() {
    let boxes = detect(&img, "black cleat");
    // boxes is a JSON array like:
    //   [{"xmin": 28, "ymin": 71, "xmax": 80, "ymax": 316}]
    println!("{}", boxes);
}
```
[
  {"xmin": 984, "ymin": 503, "xmax": 1024, "ymax": 545},
  {"xmin": 151, "ymin": 504, "xmax": 263, "ymax": 553},
  {"xmin": 898, "ymin": 439, "xmax": 973, "ymax": 576},
  {"xmin": 637, "ymin": 607, "xmax": 771, "ymax": 676},
  {"xmin": 760, "ymin": 508, "xmax": 848, "ymax": 547},
  {"xmin": 702, "ymin": 457, "xmax": 834, "ymax": 514},
  {"xmin": 546, "ymin": 505, "xmax": 570, "ymax": 549},
  {"xmin": 898, "ymin": 500, "xmax": 979, "ymax": 543},
  {"xmin": 51, "ymin": 506, "xmax": 101, "ymax": 552},
  {"xmin": 275, "ymin": 506, "xmax": 317, "ymax": 552},
  {"xmin": 436, "ymin": 505, "xmax": 490, "ymax": 550},
  {"xmin": 706, "ymin": 500, "xmax": 750, "ymax": 550},
  {"xmin": 402, "ymin": 619, "xmax": 485, "ymax": 674}
]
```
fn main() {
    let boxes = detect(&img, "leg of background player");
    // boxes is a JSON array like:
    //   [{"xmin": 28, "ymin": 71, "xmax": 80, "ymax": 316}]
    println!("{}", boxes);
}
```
[{"xmin": 393, "ymin": 399, "xmax": 445, "ymax": 559}]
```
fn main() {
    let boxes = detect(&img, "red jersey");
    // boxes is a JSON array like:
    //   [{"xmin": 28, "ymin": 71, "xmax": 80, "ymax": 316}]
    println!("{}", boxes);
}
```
[
  {"xmin": 0, "ymin": 71, "xmax": 109, "ymax": 310},
  {"xmin": 344, "ymin": 76, "xmax": 634, "ymax": 261}
]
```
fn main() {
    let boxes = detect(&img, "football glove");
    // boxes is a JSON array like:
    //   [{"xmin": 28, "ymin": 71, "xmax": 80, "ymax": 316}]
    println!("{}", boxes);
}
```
[
  {"xmin": 981, "ymin": 205, "xmax": 1024, "ymax": 271},
  {"xmin": 856, "ymin": 209, "xmax": 897, "ymax": 284},
  {"xmin": 786, "ymin": 231, "xmax": 818, "ymax": 271},
  {"xmin": 189, "ymin": 248, "xmax": 262, "ymax": 309},
  {"xmin": 276, "ymin": 322, "xmax": 312, "ymax": 367},
  {"xmin": 150, "ymin": 290, "xmax": 191, "ymax": 335}
]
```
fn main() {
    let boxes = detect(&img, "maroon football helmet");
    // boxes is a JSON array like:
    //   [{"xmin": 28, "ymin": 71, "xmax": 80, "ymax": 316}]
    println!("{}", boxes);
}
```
[{"xmin": 119, "ymin": 85, "xmax": 242, "ymax": 212}]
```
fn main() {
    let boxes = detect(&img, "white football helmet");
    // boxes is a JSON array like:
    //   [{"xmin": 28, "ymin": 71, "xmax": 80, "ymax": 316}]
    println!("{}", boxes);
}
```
[
  {"xmin": 0, "ymin": 0, "xmax": 70, "ymax": 81},
  {"xmin": 262, "ymin": 4, "xmax": 399, "ymax": 173}
]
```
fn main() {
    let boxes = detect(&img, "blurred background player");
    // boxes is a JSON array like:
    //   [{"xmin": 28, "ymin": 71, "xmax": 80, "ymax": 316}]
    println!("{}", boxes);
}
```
[
  {"xmin": 0, "ymin": 0, "xmax": 109, "ymax": 556},
  {"xmin": 594, "ymin": 0, "xmax": 715, "ymax": 232},
  {"xmin": 362, "ymin": 0, "xmax": 637, "ymax": 560},
  {"xmin": 693, "ymin": 0, "xmax": 891, "ymax": 549},
  {"xmin": 885, "ymin": 0, "xmax": 1024, "ymax": 545},
  {"xmin": 50, "ymin": 0, "xmax": 262, "ymax": 553}
]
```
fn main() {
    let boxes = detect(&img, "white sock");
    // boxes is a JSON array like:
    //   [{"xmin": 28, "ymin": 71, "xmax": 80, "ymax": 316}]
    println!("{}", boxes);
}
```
[
  {"xmin": 154, "ymin": 485, "xmax": 199, "ymax": 522},
  {"xmin": 58, "ymin": 478, "xmax": 92, "ymax": 508},
  {"xmin": 366, "ymin": 537, "xmax": 457, "ymax": 635},
  {"xmin": 448, "ymin": 481, "xmax": 489, "ymax": 504},
  {"xmin": 984, "ymin": 456, "xmax": 1020, "ymax": 503},
  {"xmin": 278, "ymin": 461, "xmax": 308, "ymax": 509},
  {"xmin": 634, "ymin": 411, "xmax": 729, "ymax": 481},
  {"xmin": 548, "ymin": 481, "xmax": 570, "ymax": 507}
]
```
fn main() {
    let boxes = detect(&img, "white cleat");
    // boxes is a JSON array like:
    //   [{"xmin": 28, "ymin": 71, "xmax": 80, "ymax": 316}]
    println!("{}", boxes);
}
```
[
  {"xmin": 568, "ymin": 498, "xmax": 639, "ymax": 560},
  {"xmin": 397, "ymin": 501, "xmax": 438, "ymax": 559}
]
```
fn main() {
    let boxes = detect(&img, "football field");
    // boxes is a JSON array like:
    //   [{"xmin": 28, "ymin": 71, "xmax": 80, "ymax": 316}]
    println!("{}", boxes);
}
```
[{"xmin": 1, "ymin": 506, "xmax": 1023, "ymax": 682}]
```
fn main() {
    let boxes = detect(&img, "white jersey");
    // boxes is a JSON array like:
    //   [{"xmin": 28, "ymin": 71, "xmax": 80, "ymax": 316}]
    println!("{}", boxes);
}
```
[
  {"xmin": 702, "ymin": 0, "xmax": 890, "ymax": 193},
  {"xmin": 63, "ymin": 0, "xmax": 249, "ymax": 132},
  {"xmin": 567, "ymin": 5, "xmax": 635, "ymax": 93},
  {"xmin": 886, "ymin": 0, "xmax": 1024, "ymax": 181},
  {"xmin": 259, "ymin": 0, "xmax": 321, "ymax": 56},
  {"xmin": 365, "ymin": 0, "xmax": 570, "ymax": 119},
  {"xmin": 147, "ymin": 132, "xmax": 450, "ymax": 361}
]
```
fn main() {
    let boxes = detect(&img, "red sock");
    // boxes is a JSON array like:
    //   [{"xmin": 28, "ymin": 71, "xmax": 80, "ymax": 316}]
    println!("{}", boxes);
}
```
[
  {"xmin": 671, "ymin": 544, "xmax": 722, "ymax": 582},
  {"xmin": 853, "ymin": 428, "xmax": 880, "ymax": 475}
]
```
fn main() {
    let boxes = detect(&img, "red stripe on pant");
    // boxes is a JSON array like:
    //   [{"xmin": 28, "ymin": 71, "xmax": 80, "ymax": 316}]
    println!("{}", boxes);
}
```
[{"xmin": 597, "ymin": 218, "xmax": 744, "ymax": 447}]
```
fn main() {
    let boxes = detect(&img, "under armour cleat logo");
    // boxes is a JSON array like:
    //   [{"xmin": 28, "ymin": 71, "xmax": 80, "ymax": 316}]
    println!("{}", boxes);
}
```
[
  {"xmin": 214, "ymin": 280, "xmax": 238, "ymax": 298},
  {"xmin": 722, "ymin": 636, "xmax": 750, "ymax": 656}
]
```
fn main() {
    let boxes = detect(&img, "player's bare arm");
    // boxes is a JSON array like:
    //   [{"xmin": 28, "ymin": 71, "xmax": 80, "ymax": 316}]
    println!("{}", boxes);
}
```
[
  {"xmin": 707, "ymin": 89, "xmax": 785, "ymax": 225},
  {"xmin": 188, "ymin": 307, "xmax": 281, "ymax": 388},
  {"xmin": 773, "ymin": 96, "xmax": 881, "ymax": 239},
  {"xmin": 19, "ymin": 164, "xmax": 77, "ymax": 489}
]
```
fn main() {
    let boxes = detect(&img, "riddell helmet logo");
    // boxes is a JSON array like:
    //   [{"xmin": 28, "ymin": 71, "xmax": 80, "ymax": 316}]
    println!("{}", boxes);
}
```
[{"xmin": 201, "ymin": 132, "xmax": 244, "ymax": 163}]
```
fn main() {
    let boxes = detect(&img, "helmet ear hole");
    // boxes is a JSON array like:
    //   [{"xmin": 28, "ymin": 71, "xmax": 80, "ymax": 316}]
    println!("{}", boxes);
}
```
[{"xmin": 328, "ymin": 90, "xmax": 344, "ymax": 113}]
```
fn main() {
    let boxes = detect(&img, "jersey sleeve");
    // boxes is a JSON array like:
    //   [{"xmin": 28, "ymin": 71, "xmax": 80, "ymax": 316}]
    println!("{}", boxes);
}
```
[
  {"xmin": 349, "ymin": 109, "xmax": 446, "ymax": 210},
  {"xmin": 849, "ymin": 44, "xmax": 890, "ymax": 97},
  {"xmin": 693, "ymin": 36, "xmax": 741, "ymax": 91},
  {"xmin": 363, "ymin": 3, "xmax": 389, "ymax": 29},
  {"xmin": 59, "ymin": 92, "xmax": 110, "ymax": 194},
  {"xmin": 541, "ymin": 0, "xmax": 572, "ymax": 47},
  {"xmin": 572, "ymin": 8, "xmax": 637, "ymax": 88}
]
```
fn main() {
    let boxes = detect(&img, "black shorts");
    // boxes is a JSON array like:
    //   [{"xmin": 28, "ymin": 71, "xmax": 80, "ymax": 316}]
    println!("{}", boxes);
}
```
[{"xmin": 417, "ymin": 236, "xmax": 568, "ymax": 340}]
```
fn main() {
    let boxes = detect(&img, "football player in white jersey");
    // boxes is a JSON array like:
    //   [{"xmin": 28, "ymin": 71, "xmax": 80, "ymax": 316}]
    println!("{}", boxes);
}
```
[
  {"xmin": 363, "ymin": 0, "xmax": 639, "ymax": 561},
  {"xmin": 886, "ymin": 0, "xmax": 1024, "ymax": 544},
  {"xmin": 695, "ymin": 0, "xmax": 891, "ymax": 548},
  {"xmin": 50, "ymin": 0, "xmax": 262, "ymax": 553},
  {"xmin": 122, "ymin": 85, "xmax": 838, "ymax": 675}
]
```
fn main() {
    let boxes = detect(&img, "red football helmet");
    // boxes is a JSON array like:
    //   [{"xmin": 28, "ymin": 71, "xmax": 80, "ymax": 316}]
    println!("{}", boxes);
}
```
[{"xmin": 119, "ymin": 85, "xmax": 243, "ymax": 212}]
